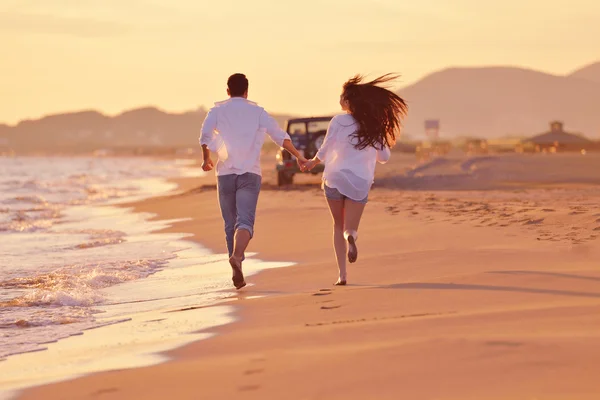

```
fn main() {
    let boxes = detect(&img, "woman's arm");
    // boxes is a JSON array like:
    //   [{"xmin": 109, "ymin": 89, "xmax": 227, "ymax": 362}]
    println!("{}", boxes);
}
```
[
  {"xmin": 314, "ymin": 117, "xmax": 338, "ymax": 163},
  {"xmin": 376, "ymin": 146, "xmax": 391, "ymax": 164},
  {"xmin": 304, "ymin": 155, "xmax": 322, "ymax": 171},
  {"xmin": 306, "ymin": 118, "xmax": 338, "ymax": 171}
]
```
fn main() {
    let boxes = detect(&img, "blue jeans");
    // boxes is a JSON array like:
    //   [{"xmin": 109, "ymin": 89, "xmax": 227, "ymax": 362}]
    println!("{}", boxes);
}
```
[{"xmin": 217, "ymin": 173, "xmax": 262, "ymax": 257}]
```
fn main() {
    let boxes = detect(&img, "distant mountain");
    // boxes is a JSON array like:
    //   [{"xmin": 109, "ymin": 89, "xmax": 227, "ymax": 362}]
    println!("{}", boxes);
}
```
[
  {"xmin": 569, "ymin": 61, "xmax": 600, "ymax": 84},
  {"xmin": 0, "ymin": 107, "xmax": 295, "ymax": 152},
  {"xmin": 3, "ymin": 61, "xmax": 600, "ymax": 151},
  {"xmin": 0, "ymin": 124, "xmax": 9, "ymax": 146},
  {"xmin": 398, "ymin": 63, "xmax": 600, "ymax": 139}
]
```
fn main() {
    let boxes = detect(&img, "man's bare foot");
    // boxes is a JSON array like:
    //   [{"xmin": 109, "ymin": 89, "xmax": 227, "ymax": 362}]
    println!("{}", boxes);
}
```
[
  {"xmin": 347, "ymin": 235, "xmax": 358, "ymax": 263},
  {"xmin": 229, "ymin": 256, "xmax": 246, "ymax": 289}
]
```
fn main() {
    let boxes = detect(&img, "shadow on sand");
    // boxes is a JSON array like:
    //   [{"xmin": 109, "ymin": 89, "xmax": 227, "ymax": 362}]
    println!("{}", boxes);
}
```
[{"xmin": 379, "ymin": 282, "xmax": 600, "ymax": 299}]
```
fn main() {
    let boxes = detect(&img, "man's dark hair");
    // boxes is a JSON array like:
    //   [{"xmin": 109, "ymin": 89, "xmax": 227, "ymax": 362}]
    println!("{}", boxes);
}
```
[{"xmin": 227, "ymin": 73, "xmax": 249, "ymax": 97}]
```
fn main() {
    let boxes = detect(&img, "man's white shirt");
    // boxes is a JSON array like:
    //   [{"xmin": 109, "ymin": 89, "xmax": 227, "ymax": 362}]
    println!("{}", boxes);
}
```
[{"xmin": 199, "ymin": 97, "xmax": 290, "ymax": 176}]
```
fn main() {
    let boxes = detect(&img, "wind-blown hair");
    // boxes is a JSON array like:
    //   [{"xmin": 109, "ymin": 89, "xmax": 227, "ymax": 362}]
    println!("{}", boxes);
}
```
[{"xmin": 342, "ymin": 74, "xmax": 408, "ymax": 150}]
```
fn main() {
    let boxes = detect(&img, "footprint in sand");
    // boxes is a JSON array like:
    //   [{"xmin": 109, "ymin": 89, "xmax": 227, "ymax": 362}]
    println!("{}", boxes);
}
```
[
  {"xmin": 594, "ymin": 227, "xmax": 600, "ymax": 232},
  {"xmin": 92, "ymin": 388, "xmax": 119, "ymax": 396},
  {"xmin": 486, "ymin": 341, "xmax": 523, "ymax": 348},
  {"xmin": 321, "ymin": 305, "xmax": 341, "ymax": 310},
  {"xmin": 385, "ymin": 206, "xmax": 400, "ymax": 215},
  {"xmin": 238, "ymin": 385, "xmax": 261, "ymax": 392},
  {"xmin": 244, "ymin": 369, "xmax": 264, "ymax": 375},
  {"xmin": 313, "ymin": 292, "xmax": 332, "ymax": 297},
  {"xmin": 522, "ymin": 218, "xmax": 544, "ymax": 225},
  {"xmin": 516, "ymin": 209, "xmax": 533, "ymax": 214}
]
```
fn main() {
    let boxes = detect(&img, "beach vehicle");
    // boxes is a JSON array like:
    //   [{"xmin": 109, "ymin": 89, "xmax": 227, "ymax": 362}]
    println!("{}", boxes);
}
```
[{"xmin": 276, "ymin": 116, "xmax": 333, "ymax": 186}]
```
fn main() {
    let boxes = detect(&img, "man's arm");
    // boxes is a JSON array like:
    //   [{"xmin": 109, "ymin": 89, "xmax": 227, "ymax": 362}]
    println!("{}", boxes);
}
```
[
  {"xmin": 199, "ymin": 108, "xmax": 217, "ymax": 171},
  {"xmin": 282, "ymin": 139, "xmax": 302, "ymax": 159},
  {"xmin": 201, "ymin": 144, "xmax": 214, "ymax": 171},
  {"xmin": 259, "ymin": 110, "xmax": 307, "ymax": 168}
]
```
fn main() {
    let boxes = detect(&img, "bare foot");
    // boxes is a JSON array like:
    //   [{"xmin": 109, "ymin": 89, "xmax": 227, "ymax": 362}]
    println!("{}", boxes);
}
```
[
  {"xmin": 334, "ymin": 278, "xmax": 347, "ymax": 286},
  {"xmin": 347, "ymin": 235, "xmax": 358, "ymax": 263},
  {"xmin": 229, "ymin": 256, "xmax": 246, "ymax": 289}
]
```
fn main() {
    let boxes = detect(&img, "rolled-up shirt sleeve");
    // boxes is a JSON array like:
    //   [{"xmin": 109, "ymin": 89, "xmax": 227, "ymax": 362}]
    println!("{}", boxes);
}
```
[
  {"xmin": 376, "ymin": 146, "xmax": 391, "ymax": 164},
  {"xmin": 259, "ymin": 110, "xmax": 290, "ymax": 147},
  {"xmin": 315, "ymin": 119, "xmax": 337, "ymax": 162},
  {"xmin": 199, "ymin": 108, "xmax": 218, "ymax": 147}
]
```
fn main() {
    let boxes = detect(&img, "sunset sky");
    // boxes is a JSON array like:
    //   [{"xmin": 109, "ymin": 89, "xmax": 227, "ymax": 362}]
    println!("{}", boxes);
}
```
[{"xmin": 1, "ymin": 0, "xmax": 599, "ymax": 124}]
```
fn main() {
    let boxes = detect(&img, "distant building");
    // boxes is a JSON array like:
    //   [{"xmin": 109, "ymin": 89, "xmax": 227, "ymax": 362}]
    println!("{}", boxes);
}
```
[{"xmin": 524, "ymin": 121, "xmax": 592, "ymax": 152}]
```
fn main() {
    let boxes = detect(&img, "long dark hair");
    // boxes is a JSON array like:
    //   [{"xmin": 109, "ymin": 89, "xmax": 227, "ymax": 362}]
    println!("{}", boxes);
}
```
[{"xmin": 342, "ymin": 74, "xmax": 408, "ymax": 150}]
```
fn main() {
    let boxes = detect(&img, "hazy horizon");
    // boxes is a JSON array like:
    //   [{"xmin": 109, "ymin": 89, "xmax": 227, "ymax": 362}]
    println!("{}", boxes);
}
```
[{"xmin": 2, "ymin": 0, "xmax": 600, "ymax": 125}]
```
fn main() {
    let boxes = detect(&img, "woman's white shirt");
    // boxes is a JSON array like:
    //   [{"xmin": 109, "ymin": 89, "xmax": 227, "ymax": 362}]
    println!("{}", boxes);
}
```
[{"xmin": 315, "ymin": 114, "xmax": 390, "ymax": 201}]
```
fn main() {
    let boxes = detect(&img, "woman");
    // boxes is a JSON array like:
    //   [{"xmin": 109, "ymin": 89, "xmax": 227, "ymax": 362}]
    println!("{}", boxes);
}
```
[{"xmin": 304, "ymin": 74, "xmax": 408, "ymax": 285}]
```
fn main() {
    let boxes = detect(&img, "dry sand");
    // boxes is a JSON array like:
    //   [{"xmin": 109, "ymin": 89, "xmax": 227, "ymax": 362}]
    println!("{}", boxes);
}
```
[{"xmin": 19, "ymin": 153, "xmax": 600, "ymax": 400}]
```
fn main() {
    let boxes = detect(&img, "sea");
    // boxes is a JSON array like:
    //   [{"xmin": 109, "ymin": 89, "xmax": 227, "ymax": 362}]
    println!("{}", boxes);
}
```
[{"xmin": 0, "ymin": 156, "xmax": 292, "ymax": 397}]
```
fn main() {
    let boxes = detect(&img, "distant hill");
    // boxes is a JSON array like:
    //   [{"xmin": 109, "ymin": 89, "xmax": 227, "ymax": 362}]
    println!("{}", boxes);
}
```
[
  {"xmin": 0, "ymin": 107, "xmax": 295, "ymax": 152},
  {"xmin": 398, "ymin": 62, "xmax": 600, "ymax": 139},
  {"xmin": 2, "ymin": 61, "xmax": 600, "ymax": 151},
  {"xmin": 569, "ymin": 62, "xmax": 600, "ymax": 84},
  {"xmin": 0, "ymin": 124, "xmax": 9, "ymax": 146}
]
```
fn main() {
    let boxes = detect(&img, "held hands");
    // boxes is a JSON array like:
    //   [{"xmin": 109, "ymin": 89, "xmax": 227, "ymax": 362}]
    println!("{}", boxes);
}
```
[
  {"xmin": 302, "ymin": 158, "xmax": 319, "ymax": 172},
  {"xmin": 296, "ymin": 156, "xmax": 308, "ymax": 171},
  {"xmin": 201, "ymin": 157, "xmax": 214, "ymax": 171}
]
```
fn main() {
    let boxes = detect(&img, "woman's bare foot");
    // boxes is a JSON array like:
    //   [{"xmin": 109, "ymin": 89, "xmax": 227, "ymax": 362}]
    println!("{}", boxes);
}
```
[
  {"xmin": 347, "ymin": 235, "xmax": 358, "ymax": 263},
  {"xmin": 228, "ymin": 256, "xmax": 246, "ymax": 289},
  {"xmin": 334, "ymin": 278, "xmax": 347, "ymax": 286}
]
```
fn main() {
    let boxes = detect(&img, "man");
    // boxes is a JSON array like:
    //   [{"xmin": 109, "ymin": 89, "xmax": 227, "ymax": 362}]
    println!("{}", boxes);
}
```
[{"xmin": 199, "ymin": 73, "xmax": 306, "ymax": 289}]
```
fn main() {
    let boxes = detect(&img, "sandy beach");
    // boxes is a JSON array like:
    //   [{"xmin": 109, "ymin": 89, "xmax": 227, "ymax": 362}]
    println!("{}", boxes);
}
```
[{"xmin": 18, "ymin": 152, "xmax": 600, "ymax": 400}]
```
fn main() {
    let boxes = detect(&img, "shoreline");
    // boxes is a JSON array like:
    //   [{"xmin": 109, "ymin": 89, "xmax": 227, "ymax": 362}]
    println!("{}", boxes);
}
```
[
  {"xmin": 1, "ymin": 168, "xmax": 299, "ymax": 399},
  {"xmin": 16, "ymin": 153, "xmax": 600, "ymax": 399}
]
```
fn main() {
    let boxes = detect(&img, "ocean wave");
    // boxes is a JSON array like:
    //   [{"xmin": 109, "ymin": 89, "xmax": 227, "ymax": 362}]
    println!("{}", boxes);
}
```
[
  {"xmin": 0, "ymin": 258, "xmax": 170, "ymax": 306},
  {"xmin": 0, "ymin": 305, "xmax": 94, "ymax": 328},
  {"xmin": 67, "ymin": 228, "xmax": 127, "ymax": 249},
  {"xmin": 7, "ymin": 195, "xmax": 49, "ymax": 205},
  {"xmin": 0, "ymin": 207, "xmax": 61, "ymax": 232},
  {"xmin": 0, "ymin": 257, "xmax": 173, "ymax": 358},
  {"xmin": 0, "ymin": 218, "xmax": 55, "ymax": 233},
  {"xmin": 0, "ymin": 156, "xmax": 203, "ymax": 361}
]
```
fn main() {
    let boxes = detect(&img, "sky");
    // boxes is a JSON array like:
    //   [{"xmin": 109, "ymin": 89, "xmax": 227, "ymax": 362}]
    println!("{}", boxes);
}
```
[{"xmin": 1, "ymin": 0, "xmax": 599, "ymax": 125}]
